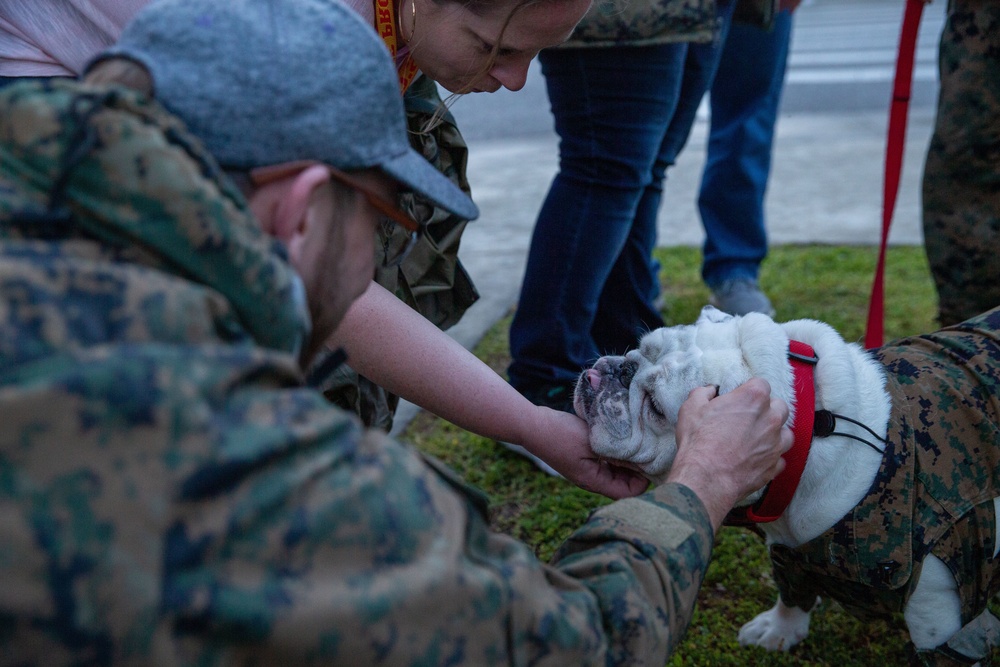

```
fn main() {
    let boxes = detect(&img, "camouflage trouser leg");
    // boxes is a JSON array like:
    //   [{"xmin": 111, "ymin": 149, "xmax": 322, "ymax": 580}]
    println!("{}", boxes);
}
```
[{"xmin": 921, "ymin": 0, "xmax": 1000, "ymax": 327}]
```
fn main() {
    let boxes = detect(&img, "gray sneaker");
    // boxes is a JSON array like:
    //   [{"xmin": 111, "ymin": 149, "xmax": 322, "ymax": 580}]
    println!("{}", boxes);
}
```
[{"xmin": 710, "ymin": 278, "xmax": 776, "ymax": 317}]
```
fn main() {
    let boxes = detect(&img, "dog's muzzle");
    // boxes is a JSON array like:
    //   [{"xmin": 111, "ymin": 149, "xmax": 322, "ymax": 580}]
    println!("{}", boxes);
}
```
[
  {"xmin": 610, "ymin": 357, "xmax": 637, "ymax": 387},
  {"xmin": 576, "ymin": 356, "xmax": 637, "ymax": 417}
]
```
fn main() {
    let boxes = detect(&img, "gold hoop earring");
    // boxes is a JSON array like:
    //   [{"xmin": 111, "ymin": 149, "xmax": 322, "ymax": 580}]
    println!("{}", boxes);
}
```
[{"xmin": 397, "ymin": 0, "xmax": 417, "ymax": 42}]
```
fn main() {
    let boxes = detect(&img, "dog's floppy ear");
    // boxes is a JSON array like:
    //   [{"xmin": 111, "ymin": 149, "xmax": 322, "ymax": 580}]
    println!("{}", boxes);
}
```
[{"xmin": 698, "ymin": 305, "xmax": 733, "ymax": 324}]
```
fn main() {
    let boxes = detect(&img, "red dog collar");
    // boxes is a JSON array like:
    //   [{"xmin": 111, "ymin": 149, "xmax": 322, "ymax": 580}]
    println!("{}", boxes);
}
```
[{"xmin": 727, "ymin": 340, "xmax": 818, "ymax": 525}]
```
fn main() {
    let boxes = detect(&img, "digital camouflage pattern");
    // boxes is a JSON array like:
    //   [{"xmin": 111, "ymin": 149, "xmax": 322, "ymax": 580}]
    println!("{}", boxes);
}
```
[
  {"xmin": 768, "ymin": 307, "xmax": 1000, "ymax": 663},
  {"xmin": 0, "ymin": 78, "xmax": 718, "ymax": 665},
  {"xmin": 561, "ymin": 0, "xmax": 778, "ymax": 49},
  {"xmin": 562, "ymin": 0, "xmax": 716, "ymax": 48},
  {"xmin": 922, "ymin": 0, "xmax": 1000, "ymax": 327},
  {"xmin": 315, "ymin": 73, "xmax": 477, "ymax": 431},
  {"xmin": 391, "ymin": 75, "xmax": 478, "ymax": 333},
  {"xmin": 0, "ymin": 81, "xmax": 309, "ymax": 357}
]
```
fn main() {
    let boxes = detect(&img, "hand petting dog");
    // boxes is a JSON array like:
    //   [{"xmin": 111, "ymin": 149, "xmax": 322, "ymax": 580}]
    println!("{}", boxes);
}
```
[{"xmin": 668, "ymin": 380, "xmax": 792, "ymax": 529}]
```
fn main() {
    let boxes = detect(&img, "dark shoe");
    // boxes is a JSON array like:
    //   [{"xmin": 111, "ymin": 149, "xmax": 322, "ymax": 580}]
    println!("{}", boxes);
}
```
[
  {"xmin": 518, "ymin": 381, "xmax": 577, "ymax": 414},
  {"xmin": 710, "ymin": 278, "xmax": 776, "ymax": 317}
]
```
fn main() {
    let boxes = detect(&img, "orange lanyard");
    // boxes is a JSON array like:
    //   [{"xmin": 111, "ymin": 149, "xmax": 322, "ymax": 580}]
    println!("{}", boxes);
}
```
[{"xmin": 373, "ymin": 0, "xmax": 420, "ymax": 93}]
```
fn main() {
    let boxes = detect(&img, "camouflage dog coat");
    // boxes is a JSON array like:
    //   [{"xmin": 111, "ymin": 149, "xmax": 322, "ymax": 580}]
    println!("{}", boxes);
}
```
[{"xmin": 770, "ymin": 307, "xmax": 1000, "ymax": 664}]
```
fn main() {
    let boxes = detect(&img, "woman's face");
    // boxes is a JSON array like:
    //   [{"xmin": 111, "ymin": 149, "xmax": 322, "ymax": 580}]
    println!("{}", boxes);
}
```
[{"xmin": 405, "ymin": 0, "xmax": 591, "ymax": 93}]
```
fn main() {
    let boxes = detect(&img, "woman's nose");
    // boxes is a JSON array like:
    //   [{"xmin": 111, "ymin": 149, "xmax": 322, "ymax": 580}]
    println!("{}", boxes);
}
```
[{"xmin": 490, "ymin": 61, "xmax": 529, "ymax": 92}]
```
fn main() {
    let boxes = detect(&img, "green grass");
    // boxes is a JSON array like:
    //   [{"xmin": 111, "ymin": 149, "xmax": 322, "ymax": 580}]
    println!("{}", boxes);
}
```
[{"xmin": 402, "ymin": 244, "xmax": 946, "ymax": 664}]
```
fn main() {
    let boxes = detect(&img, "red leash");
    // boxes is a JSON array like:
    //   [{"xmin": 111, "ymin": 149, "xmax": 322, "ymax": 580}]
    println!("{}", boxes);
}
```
[{"xmin": 864, "ymin": 0, "xmax": 925, "ymax": 349}]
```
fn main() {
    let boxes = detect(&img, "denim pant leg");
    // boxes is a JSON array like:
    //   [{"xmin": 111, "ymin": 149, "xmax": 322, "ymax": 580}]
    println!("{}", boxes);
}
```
[
  {"xmin": 589, "ymin": 5, "xmax": 737, "ymax": 355},
  {"xmin": 507, "ymin": 43, "xmax": 689, "ymax": 389},
  {"xmin": 698, "ymin": 10, "xmax": 793, "ymax": 288},
  {"xmin": 0, "ymin": 76, "xmax": 64, "ymax": 88}
]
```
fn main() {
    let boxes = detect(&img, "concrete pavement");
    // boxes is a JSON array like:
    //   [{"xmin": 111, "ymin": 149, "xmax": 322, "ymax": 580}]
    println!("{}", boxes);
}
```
[{"xmin": 391, "ymin": 105, "xmax": 937, "ymax": 435}]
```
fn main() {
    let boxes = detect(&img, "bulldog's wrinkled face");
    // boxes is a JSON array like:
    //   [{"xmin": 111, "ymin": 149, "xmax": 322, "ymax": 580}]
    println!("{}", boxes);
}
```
[{"xmin": 574, "ymin": 306, "xmax": 787, "ymax": 482}]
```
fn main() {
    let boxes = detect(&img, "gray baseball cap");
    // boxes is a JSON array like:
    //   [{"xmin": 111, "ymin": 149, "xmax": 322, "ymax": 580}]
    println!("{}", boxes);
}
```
[{"xmin": 90, "ymin": 0, "xmax": 478, "ymax": 222}]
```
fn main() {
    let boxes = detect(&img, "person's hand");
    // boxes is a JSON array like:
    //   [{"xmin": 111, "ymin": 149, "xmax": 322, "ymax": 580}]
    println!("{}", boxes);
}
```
[
  {"xmin": 523, "ymin": 407, "xmax": 649, "ymax": 499},
  {"xmin": 666, "ymin": 378, "xmax": 792, "ymax": 529}
]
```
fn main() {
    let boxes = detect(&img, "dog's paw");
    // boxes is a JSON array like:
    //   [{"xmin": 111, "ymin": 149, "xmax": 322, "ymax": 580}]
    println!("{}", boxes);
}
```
[{"xmin": 737, "ymin": 600, "xmax": 813, "ymax": 652}]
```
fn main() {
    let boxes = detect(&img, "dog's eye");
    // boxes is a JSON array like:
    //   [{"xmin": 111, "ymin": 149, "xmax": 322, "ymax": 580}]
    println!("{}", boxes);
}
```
[{"xmin": 647, "ymin": 395, "xmax": 666, "ymax": 419}]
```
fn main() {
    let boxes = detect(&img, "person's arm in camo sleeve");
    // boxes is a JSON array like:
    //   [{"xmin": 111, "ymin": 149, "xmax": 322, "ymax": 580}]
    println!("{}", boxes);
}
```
[
  {"xmin": 172, "ymin": 379, "xmax": 789, "ymax": 666},
  {"xmin": 547, "ymin": 379, "xmax": 792, "ymax": 661}
]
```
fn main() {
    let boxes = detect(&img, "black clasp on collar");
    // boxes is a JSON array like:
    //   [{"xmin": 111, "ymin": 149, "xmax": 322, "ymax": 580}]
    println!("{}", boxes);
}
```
[
  {"xmin": 813, "ymin": 409, "xmax": 836, "ymax": 438},
  {"xmin": 788, "ymin": 349, "xmax": 819, "ymax": 365}
]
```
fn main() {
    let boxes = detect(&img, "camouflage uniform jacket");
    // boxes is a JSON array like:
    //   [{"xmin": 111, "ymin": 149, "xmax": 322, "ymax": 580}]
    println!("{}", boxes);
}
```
[
  {"xmin": 770, "ymin": 308, "xmax": 1000, "ymax": 630},
  {"xmin": 0, "ymin": 79, "xmax": 716, "ymax": 666},
  {"xmin": 561, "ymin": 0, "xmax": 777, "ymax": 49},
  {"xmin": 316, "ymin": 74, "xmax": 478, "ymax": 431}
]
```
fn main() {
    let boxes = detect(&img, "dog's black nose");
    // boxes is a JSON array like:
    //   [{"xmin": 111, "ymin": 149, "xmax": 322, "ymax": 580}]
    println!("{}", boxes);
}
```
[{"xmin": 612, "ymin": 359, "xmax": 637, "ymax": 388}]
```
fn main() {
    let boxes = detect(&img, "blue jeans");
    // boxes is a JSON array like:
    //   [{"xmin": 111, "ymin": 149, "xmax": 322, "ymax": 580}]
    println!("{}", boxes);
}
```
[
  {"xmin": 0, "ymin": 76, "xmax": 57, "ymax": 88},
  {"xmin": 508, "ymin": 1, "xmax": 735, "ymax": 390},
  {"xmin": 698, "ymin": 10, "xmax": 793, "ymax": 288}
]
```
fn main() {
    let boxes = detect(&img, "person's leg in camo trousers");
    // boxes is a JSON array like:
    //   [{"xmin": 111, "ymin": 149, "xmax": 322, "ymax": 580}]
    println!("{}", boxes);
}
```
[{"xmin": 921, "ymin": 0, "xmax": 1000, "ymax": 327}]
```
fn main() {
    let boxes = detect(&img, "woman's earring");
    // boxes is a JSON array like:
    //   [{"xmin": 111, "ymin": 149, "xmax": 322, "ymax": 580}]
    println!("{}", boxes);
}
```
[{"xmin": 397, "ymin": 0, "xmax": 415, "ymax": 41}]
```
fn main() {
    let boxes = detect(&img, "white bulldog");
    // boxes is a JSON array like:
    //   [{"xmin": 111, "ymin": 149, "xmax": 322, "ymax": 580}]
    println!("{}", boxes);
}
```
[{"xmin": 573, "ymin": 305, "xmax": 1000, "ymax": 664}]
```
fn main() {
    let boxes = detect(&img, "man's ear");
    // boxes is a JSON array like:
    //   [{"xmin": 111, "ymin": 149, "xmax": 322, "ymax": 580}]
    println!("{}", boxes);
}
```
[{"xmin": 270, "ymin": 164, "xmax": 333, "ymax": 243}]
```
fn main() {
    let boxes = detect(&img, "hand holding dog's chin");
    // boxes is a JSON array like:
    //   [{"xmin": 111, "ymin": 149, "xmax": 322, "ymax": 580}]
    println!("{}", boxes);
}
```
[
  {"xmin": 667, "ymin": 379, "xmax": 793, "ymax": 529},
  {"xmin": 527, "ymin": 408, "xmax": 650, "ymax": 500}
]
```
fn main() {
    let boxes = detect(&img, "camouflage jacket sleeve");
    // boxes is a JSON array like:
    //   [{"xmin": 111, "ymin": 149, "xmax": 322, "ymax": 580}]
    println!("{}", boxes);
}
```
[
  {"xmin": 0, "ymin": 378, "xmax": 711, "ymax": 665},
  {"xmin": 549, "ymin": 484, "xmax": 716, "ymax": 664},
  {"xmin": 158, "ymin": 429, "xmax": 716, "ymax": 667}
]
